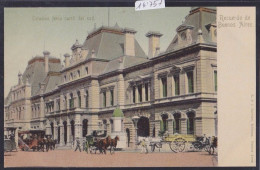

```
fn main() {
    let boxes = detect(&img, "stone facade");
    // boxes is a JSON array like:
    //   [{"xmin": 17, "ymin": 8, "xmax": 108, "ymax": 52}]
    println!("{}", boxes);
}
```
[{"xmin": 4, "ymin": 7, "xmax": 217, "ymax": 149}]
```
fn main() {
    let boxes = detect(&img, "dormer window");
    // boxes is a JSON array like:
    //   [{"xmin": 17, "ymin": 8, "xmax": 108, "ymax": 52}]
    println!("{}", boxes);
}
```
[{"xmin": 181, "ymin": 32, "xmax": 186, "ymax": 40}]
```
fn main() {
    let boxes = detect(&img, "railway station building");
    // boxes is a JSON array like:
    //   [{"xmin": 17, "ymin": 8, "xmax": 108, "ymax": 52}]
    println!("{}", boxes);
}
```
[{"xmin": 4, "ymin": 7, "xmax": 217, "ymax": 148}]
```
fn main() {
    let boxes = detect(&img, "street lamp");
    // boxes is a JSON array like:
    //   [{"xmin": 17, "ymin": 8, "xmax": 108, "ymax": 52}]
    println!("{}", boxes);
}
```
[{"xmin": 132, "ymin": 115, "xmax": 140, "ymax": 150}]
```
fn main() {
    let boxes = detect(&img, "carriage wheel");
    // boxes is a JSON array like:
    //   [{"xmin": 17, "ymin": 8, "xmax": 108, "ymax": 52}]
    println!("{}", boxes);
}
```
[
  {"xmin": 110, "ymin": 146, "xmax": 115, "ymax": 155},
  {"xmin": 193, "ymin": 142, "xmax": 201, "ymax": 152},
  {"xmin": 169, "ymin": 138, "xmax": 186, "ymax": 153}
]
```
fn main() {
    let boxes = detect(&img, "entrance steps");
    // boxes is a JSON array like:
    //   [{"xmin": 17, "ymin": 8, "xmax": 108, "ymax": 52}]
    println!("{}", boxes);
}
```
[{"xmin": 56, "ymin": 144, "xmax": 72, "ymax": 150}]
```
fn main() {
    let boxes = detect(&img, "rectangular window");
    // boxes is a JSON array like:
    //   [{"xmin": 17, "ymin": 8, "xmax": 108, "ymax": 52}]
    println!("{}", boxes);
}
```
[
  {"xmin": 138, "ymin": 85, "xmax": 142, "ymax": 102},
  {"xmin": 78, "ymin": 96, "xmax": 81, "ymax": 108},
  {"xmin": 133, "ymin": 86, "xmax": 136, "ymax": 103},
  {"xmin": 69, "ymin": 98, "xmax": 74, "ymax": 109},
  {"xmin": 187, "ymin": 71, "xmax": 194, "ymax": 93},
  {"xmin": 57, "ymin": 101, "xmax": 60, "ymax": 111},
  {"xmin": 110, "ymin": 89, "xmax": 114, "ymax": 106},
  {"xmin": 145, "ymin": 83, "xmax": 149, "ymax": 101},
  {"xmin": 174, "ymin": 75, "xmax": 180, "ymax": 95},
  {"xmin": 161, "ymin": 77, "xmax": 167, "ymax": 97},
  {"xmin": 103, "ymin": 92, "xmax": 106, "ymax": 107},
  {"xmin": 214, "ymin": 71, "xmax": 217, "ymax": 92},
  {"xmin": 85, "ymin": 91, "xmax": 89, "ymax": 108}
]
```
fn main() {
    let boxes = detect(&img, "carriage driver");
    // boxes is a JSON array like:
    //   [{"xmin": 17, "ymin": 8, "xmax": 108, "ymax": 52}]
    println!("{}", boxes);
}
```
[{"xmin": 74, "ymin": 137, "xmax": 81, "ymax": 152}]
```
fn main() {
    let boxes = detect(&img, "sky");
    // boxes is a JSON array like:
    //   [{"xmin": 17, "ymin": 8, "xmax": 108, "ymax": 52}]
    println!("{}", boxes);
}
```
[{"xmin": 4, "ymin": 7, "xmax": 190, "ymax": 97}]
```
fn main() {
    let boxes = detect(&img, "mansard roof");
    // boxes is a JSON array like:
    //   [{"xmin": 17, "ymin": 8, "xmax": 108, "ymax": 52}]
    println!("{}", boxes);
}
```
[
  {"xmin": 82, "ymin": 24, "xmax": 147, "ymax": 61},
  {"xmin": 166, "ymin": 7, "xmax": 216, "ymax": 52},
  {"xmin": 40, "ymin": 72, "xmax": 62, "ymax": 94},
  {"xmin": 102, "ymin": 55, "xmax": 149, "ymax": 74},
  {"xmin": 22, "ymin": 56, "xmax": 62, "ymax": 96}
]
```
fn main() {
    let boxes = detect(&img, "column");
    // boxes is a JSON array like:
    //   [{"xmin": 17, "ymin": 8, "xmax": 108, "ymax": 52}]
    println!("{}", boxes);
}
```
[
  {"xmin": 59, "ymin": 122, "xmax": 65, "ymax": 146},
  {"xmin": 154, "ymin": 120, "xmax": 160, "ymax": 137},
  {"xmin": 15, "ymin": 129, "xmax": 18, "ymax": 147},
  {"xmin": 167, "ymin": 119, "xmax": 174, "ymax": 135},
  {"xmin": 180, "ymin": 118, "xmax": 187, "ymax": 134},
  {"xmin": 54, "ymin": 121, "xmax": 58, "ymax": 140},
  {"xmin": 66, "ymin": 93, "xmax": 70, "ymax": 109},
  {"xmin": 148, "ymin": 82, "xmax": 151, "ymax": 101},
  {"xmin": 46, "ymin": 120, "xmax": 51, "ymax": 135},
  {"xmin": 135, "ymin": 86, "xmax": 139, "ymax": 103},
  {"xmin": 60, "ymin": 95, "xmax": 64, "ymax": 111},
  {"xmin": 142, "ymin": 83, "xmax": 145, "ymax": 102},
  {"xmin": 67, "ymin": 121, "xmax": 71, "ymax": 146},
  {"xmin": 74, "ymin": 114, "xmax": 82, "ymax": 139},
  {"xmin": 74, "ymin": 91, "xmax": 78, "ymax": 108}
]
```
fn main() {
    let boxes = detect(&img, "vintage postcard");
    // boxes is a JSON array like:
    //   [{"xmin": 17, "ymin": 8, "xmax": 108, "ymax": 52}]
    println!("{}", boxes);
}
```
[{"xmin": 3, "ymin": 6, "xmax": 256, "ymax": 168}]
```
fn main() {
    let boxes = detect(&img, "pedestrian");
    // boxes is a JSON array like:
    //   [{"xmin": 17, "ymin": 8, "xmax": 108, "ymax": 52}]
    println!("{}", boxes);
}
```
[
  {"xmin": 85, "ymin": 140, "xmax": 89, "ymax": 154},
  {"xmin": 140, "ymin": 138, "xmax": 148, "ymax": 154},
  {"xmin": 74, "ymin": 137, "xmax": 81, "ymax": 152},
  {"xmin": 82, "ymin": 139, "xmax": 86, "ymax": 151}
]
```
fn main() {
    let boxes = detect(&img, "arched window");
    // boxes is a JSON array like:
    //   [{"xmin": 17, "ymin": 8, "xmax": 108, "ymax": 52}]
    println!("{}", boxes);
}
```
[
  {"xmin": 173, "ymin": 113, "xmax": 181, "ymax": 134},
  {"xmin": 77, "ymin": 91, "xmax": 81, "ymax": 108},
  {"xmin": 160, "ymin": 114, "xmax": 168, "ymax": 132},
  {"xmin": 82, "ymin": 119, "xmax": 88, "ymax": 137},
  {"xmin": 187, "ymin": 112, "xmax": 195, "ymax": 134}
]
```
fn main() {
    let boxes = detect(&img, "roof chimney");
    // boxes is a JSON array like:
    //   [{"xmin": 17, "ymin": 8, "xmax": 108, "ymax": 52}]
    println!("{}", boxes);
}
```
[
  {"xmin": 123, "ymin": 28, "xmax": 137, "ymax": 56},
  {"xmin": 43, "ymin": 51, "xmax": 50, "ymax": 73},
  {"xmin": 64, "ymin": 53, "xmax": 70, "ymax": 67},
  {"xmin": 146, "ymin": 31, "xmax": 163, "ymax": 58},
  {"xmin": 18, "ymin": 71, "xmax": 23, "ymax": 85}
]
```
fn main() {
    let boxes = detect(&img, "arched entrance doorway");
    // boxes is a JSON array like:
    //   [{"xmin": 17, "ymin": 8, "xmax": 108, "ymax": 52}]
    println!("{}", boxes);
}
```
[
  {"xmin": 137, "ymin": 116, "xmax": 150, "ymax": 137},
  {"xmin": 161, "ymin": 114, "xmax": 168, "ymax": 132},
  {"xmin": 173, "ymin": 113, "xmax": 181, "ymax": 134},
  {"xmin": 50, "ymin": 122, "xmax": 54, "ymax": 137},
  {"xmin": 187, "ymin": 111, "xmax": 195, "ymax": 135},
  {"xmin": 70, "ymin": 120, "xmax": 75, "ymax": 141},
  {"xmin": 57, "ymin": 123, "xmax": 60, "ymax": 144},
  {"xmin": 126, "ymin": 128, "xmax": 130, "ymax": 147},
  {"xmin": 82, "ymin": 119, "xmax": 88, "ymax": 137},
  {"xmin": 63, "ymin": 121, "xmax": 67, "ymax": 144}
]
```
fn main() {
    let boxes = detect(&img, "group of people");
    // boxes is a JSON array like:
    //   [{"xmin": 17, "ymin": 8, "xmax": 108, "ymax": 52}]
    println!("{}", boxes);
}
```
[{"xmin": 74, "ymin": 137, "xmax": 89, "ymax": 153}]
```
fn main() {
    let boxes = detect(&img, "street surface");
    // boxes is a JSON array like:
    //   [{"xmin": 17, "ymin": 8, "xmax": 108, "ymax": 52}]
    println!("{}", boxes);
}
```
[{"xmin": 4, "ymin": 149, "xmax": 217, "ymax": 167}]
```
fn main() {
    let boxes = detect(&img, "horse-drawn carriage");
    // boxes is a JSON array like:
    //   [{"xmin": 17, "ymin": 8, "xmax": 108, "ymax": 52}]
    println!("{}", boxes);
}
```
[
  {"xmin": 149, "ymin": 133, "xmax": 212, "ymax": 153},
  {"xmin": 85, "ymin": 130, "xmax": 119, "ymax": 155},
  {"xmin": 18, "ymin": 130, "xmax": 56, "ymax": 152}
]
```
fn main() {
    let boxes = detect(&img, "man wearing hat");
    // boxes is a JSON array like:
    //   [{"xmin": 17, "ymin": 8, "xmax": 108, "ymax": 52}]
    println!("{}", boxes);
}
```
[{"xmin": 74, "ymin": 137, "xmax": 81, "ymax": 152}]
